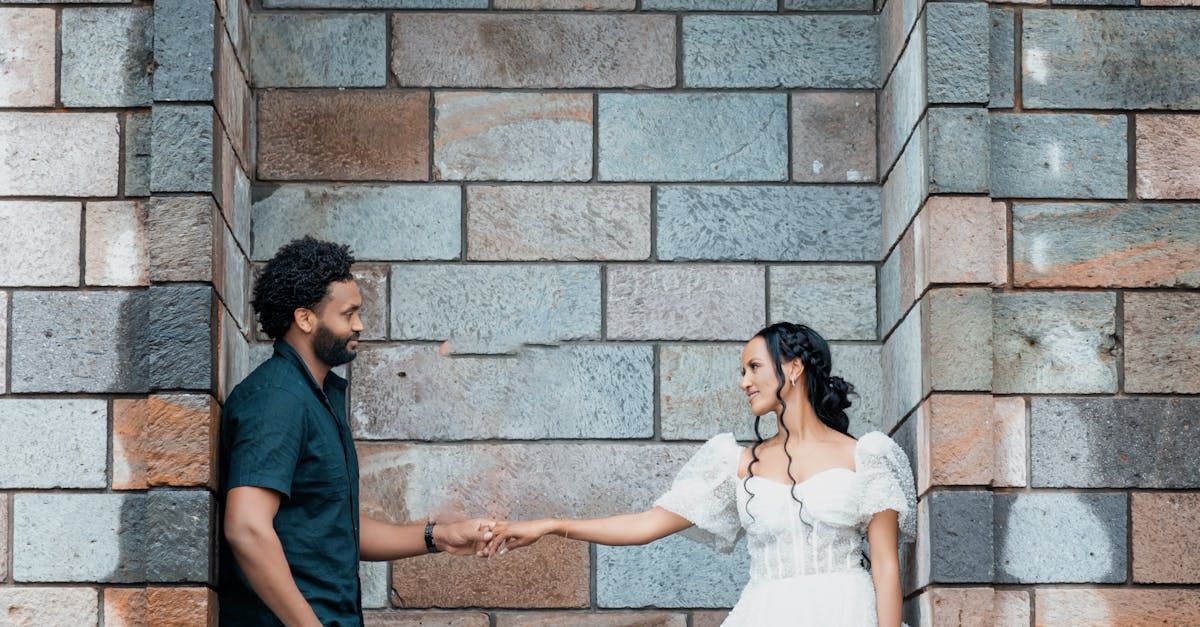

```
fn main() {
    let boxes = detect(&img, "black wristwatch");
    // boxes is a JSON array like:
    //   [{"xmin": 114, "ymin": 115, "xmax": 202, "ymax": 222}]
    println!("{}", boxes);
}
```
[{"xmin": 424, "ymin": 521, "xmax": 440, "ymax": 554}]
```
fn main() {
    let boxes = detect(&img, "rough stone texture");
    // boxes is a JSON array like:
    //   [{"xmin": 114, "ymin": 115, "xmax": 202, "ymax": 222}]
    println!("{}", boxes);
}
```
[
  {"xmin": 147, "ymin": 285, "xmax": 214, "ymax": 391},
  {"xmin": 925, "ymin": 3, "xmax": 989, "ymax": 103},
  {"xmin": 251, "ymin": 14, "xmax": 385, "ymax": 87},
  {"xmin": 61, "ymin": 7, "xmax": 152, "ymax": 106},
  {"xmin": 251, "ymin": 184, "xmax": 460, "ymax": 261},
  {"xmin": 993, "ymin": 397, "xmax": 1027, "ymax": 488},
  {"xmin": 104, "ymin": 588, "xmax": 217, "ymax": 627},
  {"xmin": 647, "ymin": 0, "xmax": 772, "ymax": 7},
  {"xmin": 148, "ymin": 196, "xmax": 216, "ymax": 282},
  {"xmin": 365, "ymin": 612, "xmax": 490, "ymax": 627},
  {"xmin": 927, "ymin": 107, "xmax": 989, "ymax": 193},
  {"xmin": 13, "ymin": 491, "xmax": 213, "ymax": 583},
  {"xmin": 1036, "ymin": 589, "xmax": 1200, "ymax": 626},
  {"xmin": 1013, "ymin": 203, "xmax": 1200, "ymax": 288},
  {"xmin": 0, "ymin": 292, "xmax": 5, "ymax": 394},
  {"xmin": 597, "ymin": 536, "xmax": 749, "ymax": 608},
  {"xmin": 498, "ymin": 613, "xmax": 687, "ymax": 626},
  {"xmin": 352, "ymin": 264, "xmax": 389, "ymax": 341},
  {"xmin": 391, "ymin": 14, "xmax": 674, "ymax": 88},
  {"xmin": 113, "ymin": 394, "xmax": 218, "ymax": 489},
  {"xmin": 218, "ymin": 224, "xmax": 248, "ymax": 330},
  {"xmin": 784, "ymin": 0, "xmax": 871, "ymax": 8},
  {"xmin": 0, "ymin": 201, "xmax": 81, "ymax": 287},
  {"xmin": 607, "ymin": 265, "xmax": 764, "ymax": 341},
  {"xmin": 994, "ymin": 590, "xmax": 1031, "ymax": 626},
  {"xmin": 497, "ymin": 0, "xmax": 634, "ymax": 7},
  {"xmin": 791, "ymin": 92, "xmax": 876, "ymax": 183},
  {"xmin": 989, "ymin": 7, "xmax": 1015, "ymax": 108},
  {"xmin": 927, "ymin": 491, "xmax": 993, "ymax": 583},
  {"xmin": 0, "ymin": 495, "xmax": 6, "ymax": 580},
  {"xmin": 918, "ymin": 588, "xmax": 1030, "ymax": 627},
  {"xmin": 0, "ymin": 399, "xmax": 107, "ymax": 489},
  {"xmin": 1031, "ymin": 397, "xmax": 1200, "ymax": 489},
  {"xmin": 391, "ymin": 536, "xmax": 588, "ymax": 608},
  {"xmin": 918, "ymin": 197, "xmax": 1007, "ymax": 287},
  {"xmin": 218, "ymin": 308, "xmax": 252, "ymax": 401},
  {"xmin": 881, "ymin": 119, "xmax": 928, "ymax": 255},
  {"xmin": 992, "ymin": 291, "xmax": 1118, "ymax": 394},
  {"xmin": 1132, "ymin": 493, "xmax": 1200, "ymax": 583},
  {"xmin": 124, "ymin": 110, "xmax": 151, "ymax": 197},
  {"xmin": 266, "ymin": 0, "xmax": 486, "ymax": 6},
  {"xmin": 990, "ymin": 113, "xmax": 1127, "ymax": 199},
  {"xmin": 151, "ymin": 105, "xmax": 214, "ymax": 193},
  {"xmin": 11, "ymin": 290, "xmax": 147, "ymax": 393},
  {"xmin": 682, "ymin": 16, "xmax": 877, "ymax": 88},
  {"xmin": 878, "ymin": 219, "xmax": 914, "ymax": 339},
  {"xmin": 919, "ymin": 395, "xmax": 994, "ymax": 492},
  {"xmin": 351, "ymin": 345, "xmax": 652, "ymax": 440},
  {"xmin": 85, "ymin": 200, "xmax": 149, "ymax": 286},
  {"xmin": 692, "ymin": 612, "xmax": 730, "ymax": 627},
  {"xmin": 659, "ymin": 344, "xmax": 753, "ymax": 441},
  {"xmin": 1136, "ymin": 114, "xmax": 1200, "ymax": 199},
  {"xmin": 881, "ymin": 303, "xmax": 922, "ymax": 429},
  {"xmin": 154, "ymin": 0, "xmax": 214, "ymax": 100},
  {"xmin": 467, "ymin": 185, "xmax": 650, "ymax": 260},
  {"xmin": 1125, "ymin": 292, "xmax": 1200, "ymax": 393},
  {"xmin": 770, "ymin": 265, "xmax": 876, "ymax": 340},
  {"xmin": 215, "ymin": 30, "xmax": 251, "ymax": 166},
  {"xmin": 390, "ymin": 265, "xmax": 600, "ymax": 353},
  {"xmin": 879, "ymin": 18, "xmax": 925, "ymax": 177},
  {"xmin": 360, "ymin": 561, "xmax": 388, "ymax": 609},
  {"xmin": 994, "ymin": 492, "xmax": 1128, "ymax": 583},
  {"xmin": 1022, "ymin": 11, "xmax": 1200, "ymax": 109},
  {"xmin": 0, "ymin": 588, "xmax": 100, "ymax": 626},
  {"xmin": 258, "ymin": 90, "xmax": 429, "ymax": 181},
  {"xmin": 880, "ymin": 0, "xmax": 922, "ymax": 82},
  {"xmin": 657, "ymin": 186, "xmax": 880, "ymax": 261},
  {"xmin": 434, "ymin": 92, "xmax": 592, "ymax": 181},
  {"xmin": 926, "ymin": 287, "xmax": 994, "ymax": 393},
  {"xmin": 0, "ymin": 112, "xmax": 120, "ymax": 196},
  {"xmin": 0, "ymin": 9, "xmax": 56, "ymax": 106},
  {"xmin": 830, "ymin": 342, "xmax": 883, "ymax": 436}
]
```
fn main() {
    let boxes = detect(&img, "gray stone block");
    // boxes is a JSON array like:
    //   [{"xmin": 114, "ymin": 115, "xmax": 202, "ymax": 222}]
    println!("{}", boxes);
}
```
[
  {"xmin": 881, "ymin": 302, "xmax": 922, "ymax": 429},
  {"xmin": 142, "ymin": 490, "xmax": 214, "ymax": 582},
  {"xmin": 990, "ymin": 113, "xmax": 1127, "ymax": 199},
  {"xmin": 0, "ymin": 293, "xmax": 5, "ymax": 394},
  {"xmin": 251, "ymin": 184, "xmax": 461, "ymax": 261},
  {"xmin": 880, "ymin": 0, "xmax": 922, "ymax": 81},
  {"xmin": 599, "ymin": 94, "xmax": 788, "ymax": 182},
  {"xmin": 219, "ymin": 226, "xmax": 247, "ymax": 330},
  {"xmin": 390, "ymin": 264, "xmax": 600, "ymax": 353},
  {"xmin": 879, "ymin": 17, "xmax": 925, "ymax": 177},
  {"xmin": 770, "ymin": 265, "xmax": 876, "ymax": 340},
  {"xmin": 791, "ymin": 92, "xmax": 876, "ymax": 183},
  {"xmin": 992, "ymin": 291, "xmax": 1118, "ymax": 394},
  {"xmin": 682, "ymin": 15, "xmax": 878, "ymax": 88},
  {"xmin": 925, "ymin": 3, "xmax": 989, "ymax": 104},
  {"xmin": 153, "ymin": 0, "xmax": 214, "ymax": 101},
  {"xmin": 994, "ymin": 492, "xmax": 1127, "ymax": 583},
  {"xmin": 1022, "ymin": 11, "xmax": 1200, "ymax": 109},
  {"xmin": 659, "ymin": 343, "xmax": 754, "ymax": 441},
  {"xmin": 657, "ymin": 186, "xmax": 880, "ymax": 261},
  {"xmin": 351, "ymin": 264, "xmax": 388, "ymax": 341},
  {"xmin": 645, "ymin": 0, "xmax": 773, "ymax": 8},
  {"xmin": 0, "ymin": 201, "xmax": 80, "ymax": 287},
  {"xmin": 925, "ymin": 287, "xmax": 993, "ymax": 392},
  {"xmin": 607, "ymin": 265, "xmax": 764, "ymax": 341},
  {"xmin": 1031, "ymin": 397, "xmax": 1200, "ymax": 489},
  {"xmin": 350, "ymin": 344, "xmax": 652, "ymax": 440},
  {"xmin": 989, "ymin": 7, "xmax": 1015, "ymax": 108},
  {"xmin": 148, "ymin": 285, "xmax": 214, "ymax": 391},
  {"xmin": 0, "ymin": 112, "xmax": 120, "ymax": 197},
  {"xmin": 124, "ymin": 111, "xmax": 151, "ymax": 197},
  {"xmin": 251, "ymin": 14, "xmax": 386, "ymax": 88},
  {"xmin": 596, "ymin": 535, "xmax": 750, "ymax": 608},
  {"xmin": 831, "ymin": 342, "xmax": 883, "ymax": 436},
  {"xmin": 266, "ymin": 0, "xmax": 486, "ymax": 7},
  {"xmin": 148, "ymin": 195, "xmax": 216, "ymax": 282},
  {"xmin": 784, "ymin": 0, "xmax": 872, "ymax": 9},
  {"xmin": 61, "ymin": 7, "xmax": 152, "ymax": 107},
  {"xmin": 881, "ymin": 119, "xmax": 928, "ymax": 254},
  {"xmin": 927, "ymin": 490, "xmax": 993, "ymax": 583},
  {"xmin": 0, "ymin": 399, "xmax": 107, "ymax": 489},
  {"xmin": 151, "ymin": 105, "xmax": 215, "ymax": 193},
  {"xmin": 927, "ymin": 107, "xmax": 988, "ymax": 193},
  {"xmin": 11, "ymin": 291, "xmax": 148, "ymax": 393},
  {"xmin": 360, "ymin": 561, "xmax": 389, "ymax": 609}
]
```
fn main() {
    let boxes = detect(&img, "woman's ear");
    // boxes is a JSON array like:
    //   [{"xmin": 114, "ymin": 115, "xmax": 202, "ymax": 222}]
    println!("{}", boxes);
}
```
[{"xmin": 787, "ymin": 358, "xmax": 805, "ymax": 385}]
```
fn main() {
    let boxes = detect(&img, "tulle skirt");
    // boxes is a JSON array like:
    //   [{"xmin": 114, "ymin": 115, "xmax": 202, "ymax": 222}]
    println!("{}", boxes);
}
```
[{"xmin": 722, "ymin": 569, "xmax": 879, "ymax": 626}]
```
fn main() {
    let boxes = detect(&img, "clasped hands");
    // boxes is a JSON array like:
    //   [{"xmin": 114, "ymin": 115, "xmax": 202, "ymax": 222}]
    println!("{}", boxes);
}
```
[{"xmin": 431, "ymin": 518, "xmax": 561, "ymax": 558}]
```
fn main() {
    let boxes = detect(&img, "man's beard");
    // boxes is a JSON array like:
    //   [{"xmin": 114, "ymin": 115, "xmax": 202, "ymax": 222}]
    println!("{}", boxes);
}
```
[{"xmin": 313, "ymin": 325, "xmax": 358, "ymax": 367}]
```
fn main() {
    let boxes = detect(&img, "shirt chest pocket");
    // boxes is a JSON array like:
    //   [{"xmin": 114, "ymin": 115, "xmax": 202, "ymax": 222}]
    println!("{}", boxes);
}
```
[{"xmin": 293, "ymin": 416, "xmax": 352, "ymax": 501}]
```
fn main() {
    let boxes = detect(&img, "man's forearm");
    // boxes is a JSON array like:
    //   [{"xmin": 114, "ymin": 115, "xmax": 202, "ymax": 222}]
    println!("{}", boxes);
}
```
[
  {"xmin": 359, "ymin": 516, "xmax": 430, "ymax": 561},
  {"xmin": 227, "ymin": 524, "xmax": 320, "ymax": 627}
]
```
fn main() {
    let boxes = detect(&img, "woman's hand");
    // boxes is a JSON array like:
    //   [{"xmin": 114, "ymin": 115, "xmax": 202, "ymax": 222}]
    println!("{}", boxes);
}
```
[{"xmin": 484, "ymin": 518, "xmax": 560, "ymax": 556}]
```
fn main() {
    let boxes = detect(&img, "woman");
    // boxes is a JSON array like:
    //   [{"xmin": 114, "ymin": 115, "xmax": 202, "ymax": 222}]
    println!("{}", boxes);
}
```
[{"xmin": 486, "ymin": 322, "xmax": 916, "ymax": 626}]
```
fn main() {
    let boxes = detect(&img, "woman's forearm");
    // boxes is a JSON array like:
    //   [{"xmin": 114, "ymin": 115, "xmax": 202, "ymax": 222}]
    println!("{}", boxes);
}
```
[
  {"xmin": 548, "ymin": 507, "xmax": 692, "ymax": 546},
  {"xmin": 871, "ymin": 560, "xmax": 902, "ymax": 627}
]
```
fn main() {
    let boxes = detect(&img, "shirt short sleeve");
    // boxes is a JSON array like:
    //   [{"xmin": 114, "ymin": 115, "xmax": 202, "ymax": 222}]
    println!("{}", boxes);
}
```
[
  {"xmin": 224, "ymin": 387, "xmax": 307, "ymax": 498},
  {"xmin": 655, "ymin": 433, "xmax": 744, "ymax": 553},
  {"xmin": 855, "ymin": 431, "xmax": 917, "ymax": 544}
]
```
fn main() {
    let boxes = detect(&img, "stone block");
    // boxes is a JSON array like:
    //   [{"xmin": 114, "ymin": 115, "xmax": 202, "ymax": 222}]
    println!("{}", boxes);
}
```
[
  {"xmin": 257, "ymin": 90, "xmax": 429, "ymax": 181},
  {"xmin": 392, "ymin": 13, "xmax": 674, "ymax": 88},
  {"xmin": 1013, "ymin": 203, "xmax": 1200, "ymax": 288},
  {"xmin": 217, "ymin": 224, "xmax": 248, "ymax": 330},
  {"xmin": 659, "ymin": 343, "xmax": 753, "ymax": 441},
  {"xmin": 1036, "ymin": 589, "xmax": 1200, "ymax": 626},
  {"xmin": 1022, "ymin": 11, "xmax": 1200, "ymax": 109},
  {"xmin": 598, "ymin": 93, "xmax": 788, "ymax": 182},
  {"xmin": 0, "ymin": 495, "xmax": 6, "ymax": 579},
  {"xmin": 879, "ymin": 18, "xmax": 925, "ymax": 176},
  {"xmin": 151, "ymin": 105, "xmax": 215, "ymax": 193},
  {"xmin": 0, "ymin": 112, "xmax": 120, "ymax": 196},
  {"xmin": 925, "ymin": 287, "xmax": 994, "ymax": 392},
  {"xmin": 881, "ymin": 303, "xmax": 922, "ymax": 429},
  {"xmin": 11, "ymin": 290, "xmax": 147, "ymax": 393},
  {"xmin": 154, "ymin": 0, "xmax": 214, "ymax": 100},
  {"xmin": 86, "ymin": 200, "xmax": 148, "ymax": 286},
  {"xmin": 1125, "ymin": 292, "xmax": 1200, "ymax": 393},
  {"xmin": 0, "ymin": 293, "xmax": 5, "ymax": 394},
  {"xmin": 989, "ymin": 7, "xmax": 1015, "ymax": 108},
  {"xmin": 791, "ymin": 92, "xmax": 876, "ymax": 183},
  {"xmin": 878, "ymin": 222, "xmax": 915, "ymax": 338},
  {"xmin": 920, "ymin": 588, "xmax": 1030, "ymax": 626},
  {"xmin": 992, "ymin": 397, "xmax": 1027, "ymax": 488},
  {"xmin": 215, "ymin": 31, "xmax": 250, "ymax": 166},
  {"xmin": 251, "ymin": 14, "xmax": 385, "ymax": 87},
  {"xmin": 692, "ymin": 611, "xmax": 730, "ymax": 627},
  {"xmin": 352, "ymin": 264, "xmax": 389, "ymax": 341},
  {"xmin": 350, "ymin": 345, "xmax": 652, "ymax": 440},
  {"xmin": 113, "ymin": 394, "xmax": 218, "ymax": 489},
  {"xmin": 0, "ymin": 399, "xmax": 107, "ymax": 489},
  {"xmin": 498, "ymin": 613, "xmax": 687, "ymax": 626},
  {"xmin": 218, "ymin": 307, "xmax": 252, "ymax": 401},
  {"xmin": 925, "ymin": 3, "xmax": 989, "ymax": 104},
  {"xmin": 467, "ymin": 185, "xmax": 650, "ymax": 260},
  {"xmin": 496, "ymin": 0, "xmax": 634, "ymax": 7},
  {"xmin": 992, "ymin": 291, "xmax": 1118, "ymax": 394},
  {"xmin": 0, "ymin": 9, "xmax": 56, "ymax": 106},
  {"xmin": 918, "ymin": 395, "xmax": 994, "ymax": 491},
  {"xmin": 147, "ymin": 285, "xmax": 214, "ymax": 391},
  {"xmin": 124, "ymin": 111, "xmax": 151, "ymax": 197},
  {"xmin": 596, "ymin": 535, "xmax": 749, "ymax": 608},
  {"xmin": 104, "ymin": 588, "xmax": 217, "ymax": 627},
  {"xmin": 251, "ymin": 184, "xmax": 460, "ymax": 261},
  {"xmin": 990, "ymin": 113, "xmax": 1127, "ymax": 199},
  {"xmin": 918, "ymin": 196, "xmax": 1007, "ymax": 286},
  {"xmin": 927, "ymin": 490, "xmax": 993, "ymax": 583},
  {"xmin": 831, "ymin": 342, "xmax": 883, "ymax": 436},
  {"xmin": 880, "ymin": 119, "xmax": 928, "ymax": 255},
  {"xmin": 1132, "ymin": 493, "xmax": 1200, "ymax": 583},
  {"xmin": 365, "ymin": 612, "xmax": 490, "ymax": 627},
  {"xmin": 647, "ymin": 0, "xmax": 772, "ymax": 7},
  {"xmin": 927, "ymin": 107, "xmax": 989, "ymax": 193},
  {"xmin": 1031, "ymin": 397, "xmax": 1200, "ymax": 488},
  {"xmin": 61, "ymin": 7, "xmax": 152, "ymax": 106},
  {"xmin": 682, "ymin": 15, "xmax": 877, "ymax": 88},
  {"xmin": 770, "ymin": 265, "xmax": 876, "ymax": 340},
  {"xmin": 1137, "ymin": 114, "xmax": 1200, "ymax": 199},
  {"xmin": 265, "ymin": 0, "xmax": 485, "ymax": 6},
  {"xmin": 784, "ymin": 0, "xmax": 872, "ymax": 8},
  {"xmin": 0, "ymin": 201, "xmax": 81, "ymax": 287},
  {"xmin": 656, "ymin": 186, "xmax": 880, "ymax": 261},
  {"xmin": 879, "ymin": 0, "xmax": 922, "ymax": 81},
  {"xmin": 607, "ymin": 265, "xmax": 764, "ymax": 341},
  {"xmin": 360, "ymin": 561, "xmax": 388, "ymax": 609},
  {"xmin": 994, "ymin": 492, "xmax": 1127, "ymax": 583},
  {"xmin": 434, "ymin": 92, "xmax": 592, "ymax": 181},
  {"xmin": 0, "ymin": 588, "xmax": 99, "ymax": 625},
  {"xmin": 148, "ymin": 195, "xmax": 217, "ymax": 282}
]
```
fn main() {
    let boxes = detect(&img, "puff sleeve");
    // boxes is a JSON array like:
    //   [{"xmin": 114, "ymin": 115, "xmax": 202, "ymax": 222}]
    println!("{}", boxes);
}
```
[
  {"xmin": 654, "ymin": 433, "xmax": 744, "ymax": 553},
  {"xmin": 854, "ymin": 431, "xmax": 917, "ymax": 544}
]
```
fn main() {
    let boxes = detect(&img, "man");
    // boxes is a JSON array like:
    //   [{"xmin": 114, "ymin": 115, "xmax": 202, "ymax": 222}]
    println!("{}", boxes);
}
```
[{"xmin": 220, "ymin": 237, "xmax": 494, "ymax": 626}]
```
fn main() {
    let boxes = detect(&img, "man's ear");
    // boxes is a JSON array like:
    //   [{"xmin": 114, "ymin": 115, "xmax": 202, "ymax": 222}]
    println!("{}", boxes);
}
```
[{"xmin": 293, "ymin": 307, "xmax": 316, "ymax": 334}]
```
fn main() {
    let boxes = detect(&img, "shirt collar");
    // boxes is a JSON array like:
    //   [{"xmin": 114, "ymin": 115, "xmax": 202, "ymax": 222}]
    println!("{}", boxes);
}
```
[{"xmin": 273, "ymin": 339, "xmax": 348, "ymax": 395}]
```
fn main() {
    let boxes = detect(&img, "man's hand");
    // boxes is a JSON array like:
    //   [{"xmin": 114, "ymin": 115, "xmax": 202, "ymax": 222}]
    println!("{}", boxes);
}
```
[{"xmin": 432, "ymin": 518, "xmax": 496, "ymax": 556}]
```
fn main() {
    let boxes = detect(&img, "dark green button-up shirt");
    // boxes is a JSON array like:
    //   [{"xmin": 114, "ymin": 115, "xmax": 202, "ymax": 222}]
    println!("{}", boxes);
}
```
[{"xmin": 219, "ymin": 340, "xmax": 362, "ymax": 626}]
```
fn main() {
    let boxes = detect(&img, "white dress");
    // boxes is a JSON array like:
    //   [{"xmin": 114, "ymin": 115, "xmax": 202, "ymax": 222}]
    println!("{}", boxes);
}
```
[{"xmin": 655, "ymin": 432, "xmax": 917, "ymax": 626}]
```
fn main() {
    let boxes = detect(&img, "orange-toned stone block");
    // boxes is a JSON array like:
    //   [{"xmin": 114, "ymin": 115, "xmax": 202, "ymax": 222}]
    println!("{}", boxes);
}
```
[
  {"xmin": 1132, "ymin": 492, "xmax": 1200, "ymax": 583},
  {"xmin": 917, "ymin": 395, "xmax": 995, "ymax": 493},
  {"xmin": 390, "ymin": 536, "xmax": 588, "ymax": 609},
  {"xmin": 928, "ymin": 587, "xmax": 995, "ymax": 627},
  {"xmin": 364, "ymin": 611, "xmax": 489, "ymax": 627},
  {"xmin": 1035, "ymin": 588, "xmax": 1200, "ymax": 626},
  {"xmin": 113, "ymin": 394, "xmax": 218, "ymax": 489},
  {"xmin": 917, "ymin": 197, "xmax": 1007, "ymax": 288},
  {"xmin": 1124, "ymin": 292, "xmax": 1200, "ymax": 394},
  {"xmin": 496, "ymin": 612, "xmax": 687, "ymax": 626},
  {"xmin": 1136, "ymin": 114, "xmax": 1200, "ymax": 199},
  {"xmin": 104, "ymin": 587, "xmax": 216, "ymax": 627},
  {"xmin": 692, "ymin": 611, "xmax": 730, "ymax": 627}
]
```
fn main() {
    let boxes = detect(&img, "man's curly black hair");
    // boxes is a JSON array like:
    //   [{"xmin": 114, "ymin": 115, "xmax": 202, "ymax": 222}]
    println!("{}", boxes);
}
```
[{"xmin": 252, "ymin": 236, "xmax": 356, "ymax": 340}]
